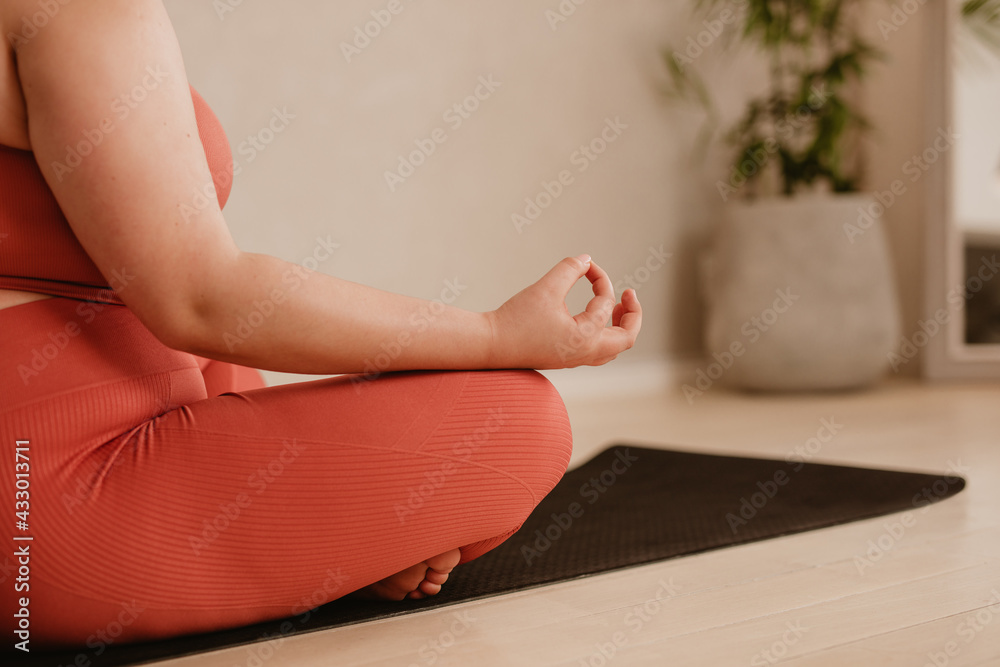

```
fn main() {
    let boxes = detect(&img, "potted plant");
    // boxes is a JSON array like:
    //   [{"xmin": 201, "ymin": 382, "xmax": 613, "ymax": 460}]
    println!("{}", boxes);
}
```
[
  {"xmin": 961, "ymin": 0, "xmax": 1000, "ymax": 51},
  {"xmin": 667, "ymin": 0, "xmax": 902, "ymax": 391}
]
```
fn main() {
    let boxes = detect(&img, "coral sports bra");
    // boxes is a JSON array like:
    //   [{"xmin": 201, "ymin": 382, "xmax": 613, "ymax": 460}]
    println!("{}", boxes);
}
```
[{"xmin": 0, "ymin": 86, "xmax": 233, "ymax": 305}]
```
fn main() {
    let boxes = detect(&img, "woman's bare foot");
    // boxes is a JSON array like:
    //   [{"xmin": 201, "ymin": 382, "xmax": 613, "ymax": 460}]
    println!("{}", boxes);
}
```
[{"xmin": 350, "ymin": 548, "xmax": 462, "ymax": 601}]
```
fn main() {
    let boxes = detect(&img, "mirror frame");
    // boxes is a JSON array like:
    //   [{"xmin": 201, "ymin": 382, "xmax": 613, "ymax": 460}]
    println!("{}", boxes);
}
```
[{"xmin": 924, "ymin": 0, "xmax": 1000, "ymax": 379}]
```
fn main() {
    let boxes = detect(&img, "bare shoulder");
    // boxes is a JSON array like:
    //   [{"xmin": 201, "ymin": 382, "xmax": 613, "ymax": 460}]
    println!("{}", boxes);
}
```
[
  {"xmin": 0, "ymin": 0, "xmax": 41, "ymax": 33},
  {"xmin": 1, "ymin": 0, "xmax": 88, "ymax": 48},
  {"xmin": 0, "ymin": 0, "xmax": 176, "ymax": 148},
  {"xmin": 8, "ymin": 0, "xmax": 243, "ymax": 344}
]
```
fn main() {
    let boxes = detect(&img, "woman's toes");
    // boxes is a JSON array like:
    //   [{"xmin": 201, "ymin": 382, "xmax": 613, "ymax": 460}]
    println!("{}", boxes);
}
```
[
  {"xmin": 349, "ymin": 548, "xmax": 462, "ymax": 602},
  {"xmin": 424, "ymin": 569, "xmax": 450, "ymax": 586},
  {"xmin": 425, "ymin": 548, "xmax": 461, "ymax": 573},
  {"xmin": 417, "ymin": 579, "xmax": 443, "ymax": 596}
]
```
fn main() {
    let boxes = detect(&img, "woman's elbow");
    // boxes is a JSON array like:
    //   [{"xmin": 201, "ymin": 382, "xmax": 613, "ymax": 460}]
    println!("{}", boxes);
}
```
[
  {"xmin": 126, "ymin": 292, "xmax": 218, "ymax": 355},
  {"xmin": 120, "ymin": 254, "xmax": 246, "ymax": 355}
]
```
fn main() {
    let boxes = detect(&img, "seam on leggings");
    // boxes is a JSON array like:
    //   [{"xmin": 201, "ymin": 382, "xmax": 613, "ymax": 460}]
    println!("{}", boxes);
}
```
[
  {"xmin": 0, "ymin": 369, "xmax": 192, "ymax": 417},
  {"xmin": 143, "ymin": 426, "xmax": 541, "ymax": 507},
  {"xmin": 388, "ymin": 370, "xmax": 464, "ymax": 451}
]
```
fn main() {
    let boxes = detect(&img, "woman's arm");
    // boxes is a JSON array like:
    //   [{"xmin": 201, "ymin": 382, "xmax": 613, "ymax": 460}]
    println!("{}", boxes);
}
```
[
  {"xmin": 177, "ymin": 250, "xmax": 639, "ymax": 373},
  {"xmin": 8, "ymin": 0, "xmax": 640, "ymax": 374}
]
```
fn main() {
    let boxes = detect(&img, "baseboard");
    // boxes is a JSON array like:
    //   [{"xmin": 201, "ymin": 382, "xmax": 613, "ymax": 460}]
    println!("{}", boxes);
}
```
[{"xmin": 539, "ymin": 356, "xmax": 700, "ymax": 402}]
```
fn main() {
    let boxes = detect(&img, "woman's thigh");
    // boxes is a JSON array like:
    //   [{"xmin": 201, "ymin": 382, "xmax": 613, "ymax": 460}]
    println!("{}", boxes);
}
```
[{"xmin": 5, "ymin": 367, "xmax": 572, "ymax": 646}]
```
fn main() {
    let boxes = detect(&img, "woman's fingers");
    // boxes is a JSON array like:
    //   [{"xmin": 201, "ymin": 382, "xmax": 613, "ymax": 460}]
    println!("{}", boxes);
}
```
[
  {"xmin": 616, "ymin": 288, "xmax": 642, "ymax": 341},
  {"xmin": 540, "ymin": 255, "xmax": 594, "ymax": 302},
  {"xmin": 521, "ymin": 254, "xmax": 642, "ymax": 367},
  {"xmin": 579, "ymin": 260, "xmax": 617, "ymax": 328},
  {"xmin": 584, "ymin": 259, "xmax": 616, "ymax": 300},
  {"xmin": 540, "ymin": 256, "xmax": 616, "ymax": 319},
  {"xmin": 541, "ymin": 254, "xmax": 616, "ymax": 332},
  {"xmin": 592, "ymin": 288, "xmax": 642, "ymax": 363},
  {"xmin": 611, "ymin": 289, "xmax": 640, "ymax": 329}
]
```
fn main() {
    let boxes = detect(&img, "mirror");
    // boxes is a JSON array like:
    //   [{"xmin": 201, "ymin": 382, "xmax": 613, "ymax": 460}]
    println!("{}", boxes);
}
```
[{"xmin": 925, "ymin": 0, "xmax": 1000, "ymax": 378}]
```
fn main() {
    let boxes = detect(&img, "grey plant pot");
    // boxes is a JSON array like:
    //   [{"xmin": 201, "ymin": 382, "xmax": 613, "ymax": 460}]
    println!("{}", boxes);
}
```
[{"xmin": 700, "ymin": 193, "xmax": 901, "ymax": 391}]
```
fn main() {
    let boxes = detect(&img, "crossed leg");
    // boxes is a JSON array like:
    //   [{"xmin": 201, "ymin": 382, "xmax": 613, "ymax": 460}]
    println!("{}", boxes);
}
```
[
  {"xmin": 18, "ymin": 363, "xmax": 572, "ymax": 646},
  {"xmin": 193, "ymin": 359, "xmax": 510, "ymax": 603}
]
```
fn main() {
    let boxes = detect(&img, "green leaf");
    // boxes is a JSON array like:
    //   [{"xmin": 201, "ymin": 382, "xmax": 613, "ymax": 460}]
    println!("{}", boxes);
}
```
[{"xmin": 663, "ymin": 0, "xmax": 873, "ymax": 196}]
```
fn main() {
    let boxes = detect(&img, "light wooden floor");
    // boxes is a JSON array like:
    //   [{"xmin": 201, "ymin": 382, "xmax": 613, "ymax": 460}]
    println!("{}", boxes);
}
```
[{"xmin": 162, "ymin": 378, "xmax": 1000, "ymax": 667}]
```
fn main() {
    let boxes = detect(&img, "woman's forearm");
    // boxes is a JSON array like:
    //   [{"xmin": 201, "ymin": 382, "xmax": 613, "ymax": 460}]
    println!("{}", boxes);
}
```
[{"xmin": 173, "ymin": 251, "xmax": 496, "ymax": 375}]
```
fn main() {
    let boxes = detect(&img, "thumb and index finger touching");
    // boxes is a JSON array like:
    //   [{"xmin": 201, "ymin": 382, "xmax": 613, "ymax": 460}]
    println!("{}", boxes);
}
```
[{"xmin": 542, "ymin": 254, "xmax": 642, "ymax": 334}]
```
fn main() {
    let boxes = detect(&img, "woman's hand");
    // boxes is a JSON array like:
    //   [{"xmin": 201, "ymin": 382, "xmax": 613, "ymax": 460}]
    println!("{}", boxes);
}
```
[{"xmin": 486, "ymin": 255, "xmax": 642, "ymax": 370}]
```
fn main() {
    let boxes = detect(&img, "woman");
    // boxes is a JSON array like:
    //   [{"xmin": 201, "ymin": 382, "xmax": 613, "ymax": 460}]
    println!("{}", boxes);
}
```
[{"xmin": 0, "ymin": 0, "xmax": 641, "ymax": 648}]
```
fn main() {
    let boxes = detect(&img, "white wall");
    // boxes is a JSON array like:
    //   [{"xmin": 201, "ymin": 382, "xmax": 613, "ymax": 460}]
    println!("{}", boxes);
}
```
[
  {"xmin": 954, "ymin": 40, "xmax": 1000, "ymax": 231},
  {"xmin": 164, "ymin": 0, "xmax": 932, "ymax": 387}
]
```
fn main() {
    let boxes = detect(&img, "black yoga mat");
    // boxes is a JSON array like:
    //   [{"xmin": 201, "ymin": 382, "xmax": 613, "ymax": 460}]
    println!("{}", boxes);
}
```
[{"xmin": 17, "ymin": 444, "xmax": 966, "ymax": 667}]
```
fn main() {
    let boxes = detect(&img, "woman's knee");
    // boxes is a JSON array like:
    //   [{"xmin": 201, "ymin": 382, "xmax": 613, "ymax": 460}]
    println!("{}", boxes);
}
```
[
  {"xmin": 517, "ymin": 369, "xmax": 572, "ymax": 465},
  {"xmin": 467, "ymin": 368, "xmax": 573, "ymax": 500}
]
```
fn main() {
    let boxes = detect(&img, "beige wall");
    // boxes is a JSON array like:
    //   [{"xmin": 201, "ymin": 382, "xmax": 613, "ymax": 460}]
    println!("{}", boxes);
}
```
[
  {"xmin": 861, "ymin": 2, "xmax": 932, "ymax": 378},
  {"xmin": 164, "ymin": 1, "xmax": 931, "ymax": 384}
]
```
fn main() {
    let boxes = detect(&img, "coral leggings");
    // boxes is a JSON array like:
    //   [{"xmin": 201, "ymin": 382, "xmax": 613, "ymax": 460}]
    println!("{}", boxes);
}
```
[{"xmin": 0, "ymin": 298, "xmax": 572, "ymax": 647}]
